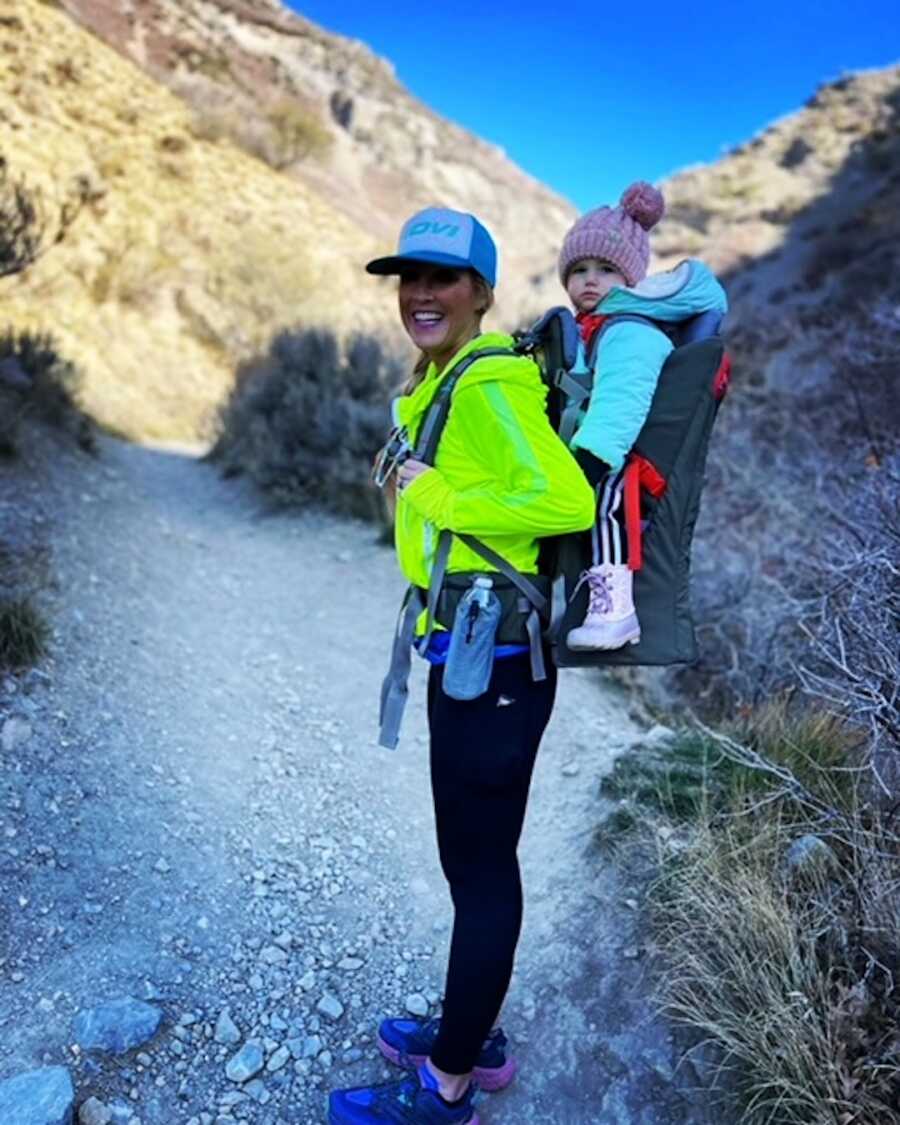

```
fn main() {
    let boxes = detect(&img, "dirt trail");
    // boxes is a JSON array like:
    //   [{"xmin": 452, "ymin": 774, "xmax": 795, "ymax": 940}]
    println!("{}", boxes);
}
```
[{"xmin": 0, "ymin": 437, "xmax": 703, "ymax": 1124}]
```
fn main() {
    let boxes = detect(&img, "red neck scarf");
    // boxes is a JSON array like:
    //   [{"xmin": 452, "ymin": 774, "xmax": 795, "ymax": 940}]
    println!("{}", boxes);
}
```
[{"xmin": 576, "ymin": 311, "xmax": 608, "ymax": 345}]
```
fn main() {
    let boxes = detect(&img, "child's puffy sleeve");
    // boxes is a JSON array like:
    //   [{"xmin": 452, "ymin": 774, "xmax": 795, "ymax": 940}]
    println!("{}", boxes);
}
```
[{"xmin": 570, "ymin": 322, "xmax": 673, "ymax": 471}]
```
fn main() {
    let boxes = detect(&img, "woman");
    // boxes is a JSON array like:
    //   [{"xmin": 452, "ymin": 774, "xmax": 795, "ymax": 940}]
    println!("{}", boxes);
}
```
[{"xmin": 328, "ymin": 208, "xmax": 594, "ymax": 1125}]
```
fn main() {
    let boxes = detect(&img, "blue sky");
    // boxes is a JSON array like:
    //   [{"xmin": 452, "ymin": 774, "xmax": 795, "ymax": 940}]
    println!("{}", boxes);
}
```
[{"xmin": 285, "ymin": 1, "xmax": 899, "ymax": 211}]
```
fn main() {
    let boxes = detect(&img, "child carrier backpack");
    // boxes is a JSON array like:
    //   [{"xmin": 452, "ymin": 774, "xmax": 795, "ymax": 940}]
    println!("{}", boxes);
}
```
[
  {"xmin": 377, "ymin": 312, "xmax": 729, "ymax": 748},
  {"xmin": 516, "ymin": 306, "xmax": 730, "ymax": 667}
]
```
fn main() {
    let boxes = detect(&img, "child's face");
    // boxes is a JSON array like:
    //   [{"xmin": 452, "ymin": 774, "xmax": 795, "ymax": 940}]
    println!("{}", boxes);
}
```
[{"xmin": 566, "ymin": 258, "xmax": 627, "ymax": 314}]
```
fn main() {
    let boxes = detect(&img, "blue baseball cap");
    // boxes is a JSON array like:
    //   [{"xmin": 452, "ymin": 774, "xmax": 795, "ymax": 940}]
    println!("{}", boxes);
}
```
[{"xmin": 366, "ymin": 207, "xmax": 497, "ymax": 288}]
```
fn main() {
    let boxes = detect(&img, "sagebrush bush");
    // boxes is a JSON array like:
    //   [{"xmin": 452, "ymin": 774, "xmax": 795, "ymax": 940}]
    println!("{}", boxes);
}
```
[
  {"xmin": 0, "ymin": 596, "xmax": 49, "ymax": 669},
  {"xmin": 188, "ymin": 97, "xmax": 332, "ymax": 170},
  {"xmin": 0, "ymin": 156, "xmax": 43, "ymax": 278},
  {"xmin": 265, "ymin": 99, "xmax": 333, "ymax": 169},
  {"xmin": 211, "ymin": 327, "xmax": 401, "ymax": 520},
  {"xmin": 0, "ymin": 329, "xmax": 95, "ymax": 452}
]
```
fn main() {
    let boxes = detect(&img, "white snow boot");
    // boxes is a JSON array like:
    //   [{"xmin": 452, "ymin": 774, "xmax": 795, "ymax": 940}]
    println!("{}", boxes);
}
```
[{"xmin": 566, "ymin": 563, "xmax": 641, "ymax": 651}]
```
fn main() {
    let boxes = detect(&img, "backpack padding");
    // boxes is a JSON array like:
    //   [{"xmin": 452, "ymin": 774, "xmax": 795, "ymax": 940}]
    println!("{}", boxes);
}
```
[
  {"xmin": 681, "ymin": 308, "xmax": 723, "ymax": 343},
  {"xmin": 555, "ymin": 336, "xmax": 725, "ymax": 667},
  {"xmin": 632, "ymin": 337, "xmax": 723, "ymax": 480},
  {"xmin": 517, "ymin": 306, "xmax": 580, "ymax": 373}
]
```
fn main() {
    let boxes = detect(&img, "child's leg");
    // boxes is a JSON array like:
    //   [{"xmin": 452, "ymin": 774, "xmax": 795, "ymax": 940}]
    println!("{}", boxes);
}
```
[
  {"xmin": 570, "ymin": 468, "xmax": 640, "ymax": 650},
  {"xmin": 591, "ymin": 468, "xmax": 628, "ymax": 567}
]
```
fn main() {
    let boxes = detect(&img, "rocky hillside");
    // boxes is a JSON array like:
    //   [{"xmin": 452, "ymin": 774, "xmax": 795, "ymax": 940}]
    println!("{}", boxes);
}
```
[
  {"xmin": 0, "ymin": 0, "xmax": 392, "ymax": 441},
  {"xmin": 56, "ymin": 0, "xmax": 575, "ymax": 318},
  {"xmin": 657, "ymin": 64, "xmax": 900, "ymax": 390},
  {"xmin": 0, "ymin": 0, "xmax": 576, "ymax": 443},
  {"xmin": 655, "ymin": 65, "xmax": 900, "ymax": 709},
  {"xmin": 1, "ymin": 0, "xmax": 897, "ymax": 450}
]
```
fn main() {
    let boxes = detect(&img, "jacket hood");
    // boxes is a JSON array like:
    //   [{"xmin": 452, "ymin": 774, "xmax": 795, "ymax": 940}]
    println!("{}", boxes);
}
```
[{"xmin": 598, "ymin": 259, "xmax": 728, "ymax": 322}]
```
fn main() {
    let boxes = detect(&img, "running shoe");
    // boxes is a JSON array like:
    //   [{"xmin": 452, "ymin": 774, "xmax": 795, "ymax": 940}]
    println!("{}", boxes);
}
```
[
  {"xmin": 377, "ymin": 1016, "xmax": 517, "ymax": 1092},
  {"xmin": 328, "ymin": 1061, "xmax": 479, "ymax": 1124}
]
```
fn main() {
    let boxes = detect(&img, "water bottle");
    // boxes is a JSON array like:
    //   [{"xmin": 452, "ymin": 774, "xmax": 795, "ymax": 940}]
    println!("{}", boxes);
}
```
[{"xmin": 443, "ymin": 577, "xmax": 502, "ymax": 701}]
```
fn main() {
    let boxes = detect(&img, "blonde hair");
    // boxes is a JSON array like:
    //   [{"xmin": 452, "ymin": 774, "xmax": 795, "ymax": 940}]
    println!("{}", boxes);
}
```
[{"xmin": 400, "ymin": 273, "xmax": 495, "ymax": 395}]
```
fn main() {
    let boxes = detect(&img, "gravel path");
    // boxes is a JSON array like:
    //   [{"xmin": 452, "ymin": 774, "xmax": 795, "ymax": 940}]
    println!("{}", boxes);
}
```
[{"xmin": 0, "ymin": 435, "xmax": 706, "ymax": 1124}]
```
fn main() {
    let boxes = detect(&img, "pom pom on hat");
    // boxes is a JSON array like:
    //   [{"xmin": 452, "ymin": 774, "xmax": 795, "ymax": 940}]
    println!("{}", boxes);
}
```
[{"xmin": 620, "ymin": 181, "xmax": 665, "ymax": 231}]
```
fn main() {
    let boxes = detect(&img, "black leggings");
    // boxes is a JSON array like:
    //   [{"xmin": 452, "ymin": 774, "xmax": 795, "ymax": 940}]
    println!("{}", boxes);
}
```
[{"xmin": 426, "ymin": 652, "xmax": 558, "ymax": 1076}]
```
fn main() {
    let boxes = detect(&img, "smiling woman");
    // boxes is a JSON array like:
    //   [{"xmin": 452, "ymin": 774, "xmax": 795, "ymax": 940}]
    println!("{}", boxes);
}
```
[
  {"xmin": 397, "ymin": 263, "xmax": 494, "ymax": 375},
  {"xmin": 326, "ymin": 210, "xmax": 595, "ymax": 1124}
]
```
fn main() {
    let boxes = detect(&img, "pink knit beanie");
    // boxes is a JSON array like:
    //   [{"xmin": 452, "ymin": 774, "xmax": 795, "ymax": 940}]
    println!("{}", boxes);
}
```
[{"xmin": 558, "ymin": 181, "xmax": 666, "ymax": 288}]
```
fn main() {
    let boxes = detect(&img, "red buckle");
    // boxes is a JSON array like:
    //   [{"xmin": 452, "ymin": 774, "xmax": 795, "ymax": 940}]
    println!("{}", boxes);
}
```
[{"xmin": 714, "ymin": 353, "xmax": 731, "ymax": 400}]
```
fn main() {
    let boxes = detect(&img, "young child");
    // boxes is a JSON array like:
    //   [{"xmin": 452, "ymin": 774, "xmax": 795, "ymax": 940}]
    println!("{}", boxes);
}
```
[{"xmin": 558, "ymin": 181, "xmax": 727, "ymax": 650}]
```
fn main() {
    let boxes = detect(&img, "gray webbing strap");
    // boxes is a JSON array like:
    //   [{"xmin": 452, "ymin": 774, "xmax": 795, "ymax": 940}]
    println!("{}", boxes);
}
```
[
  {"xmin": 378, "ymin": 586, "xmax": 425, "ymax": 750},
  {"xmin": 456, "ymin": 533, "xmax": 548, "ymax": 612},
  {"xmin": 418, "ymin": 530, "xmax": 452, "ymax": 656},
  {"xmin": 525, "ymin": 607, "xmax": 546, "ymax": 681},
  {"xmin": 554, "ymin": 369, "xmax": 591, "ymax": 403},
  {"xmin": 547, "ymin": 574, "xmax": 568, "ymax": 644},
  {"xmin": 559, "ymin": 401, "xmax": 582, "ymax": 446},
  {"xmin": 415, "ymin": 348, "xmax": 516, "ymax": 464}
]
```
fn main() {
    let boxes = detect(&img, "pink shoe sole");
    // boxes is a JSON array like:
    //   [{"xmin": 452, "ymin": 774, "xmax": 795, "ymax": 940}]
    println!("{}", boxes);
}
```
[{"xmin": 377, "ymin": 1033, "xmax": 518, "ymax": 1092}]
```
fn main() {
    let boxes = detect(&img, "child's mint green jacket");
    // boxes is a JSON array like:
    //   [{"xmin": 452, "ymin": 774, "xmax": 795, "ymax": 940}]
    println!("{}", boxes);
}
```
[{"xmin": 571, "ymin": 259, "xmax": 728, "ymax": 470}]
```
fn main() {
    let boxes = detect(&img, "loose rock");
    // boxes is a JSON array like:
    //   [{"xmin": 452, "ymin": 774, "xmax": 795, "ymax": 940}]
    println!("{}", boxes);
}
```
[
  {"xmin": 214, "ymin": 1010, "xmax": 241, "ymax": 1046},
  {"xmin": 0, "ymin": 1066, "xmax": 74, "ymax": 1125},
  {"xmin": 405, "ymin": 993, "xmax": 429, "ymax": 1017},
  {"xmin": 73, "ymin": 998, "xmax": 163, "ymax": 1055},
  {"xmin": 316, "ymin": 993, "xmax": 344, "ymax": 1022},
  {"xmin": 225, "ymin": 1040, "xmax": 264, "ymax": 1084},
  {"xmin": 1, "ymin": 716, "xmax": 32, "ymax": 752},
  {"xmin": 78, "ymin": 1097, "xmax": 112, "ymax": 1125}
]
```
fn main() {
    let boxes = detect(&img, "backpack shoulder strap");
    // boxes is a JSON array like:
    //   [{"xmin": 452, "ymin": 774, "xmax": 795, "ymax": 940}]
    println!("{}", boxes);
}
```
[{"xmin": 414, "ymin": 347, "xmax": 514, "ymax": 465}]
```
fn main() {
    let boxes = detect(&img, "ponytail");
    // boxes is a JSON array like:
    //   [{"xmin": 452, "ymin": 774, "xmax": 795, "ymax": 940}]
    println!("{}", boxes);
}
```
[{"xmin": 401, "ymin": 351, "xmax": 431, "ymax": 396}]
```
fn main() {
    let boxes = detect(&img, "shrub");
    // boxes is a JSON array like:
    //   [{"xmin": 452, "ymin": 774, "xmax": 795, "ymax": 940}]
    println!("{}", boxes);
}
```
[
  {"xmin": 0, "ymin": 596, "xmax": 49, "ymax": 669},
  {"xmin": 0, "ymin": 154, "xmax": 86, "ymax": 277},
  {"xmin": 189, "ymin": 99, "xmax": 333, "ymax": 170},
  {"xmin": 0, "ymin": 329, "xmax": 95, "ymax": 452},
  {"xmin": 650, "ymin": 808, "xmax": 900, "ymax": 1124},
  {"xmin": 210, "ymin": 327, "xmax": 401, "ymax": 520},
  {"xmin": 265, "ymin": 99, "xmax": 333, "ymax": 169},
  {"xmin": 0, "ymin": 156, "xmax": 43, "ymax": 278}
]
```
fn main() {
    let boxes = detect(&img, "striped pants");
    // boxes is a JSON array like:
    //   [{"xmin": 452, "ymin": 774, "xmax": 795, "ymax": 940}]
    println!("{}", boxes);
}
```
[{"xmin": 590, "ymin": 468, "xmax": 629, "ymax": 566}]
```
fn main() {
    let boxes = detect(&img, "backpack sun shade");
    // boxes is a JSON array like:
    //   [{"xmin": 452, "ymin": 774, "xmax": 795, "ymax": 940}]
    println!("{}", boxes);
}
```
[{"xmin": 377, "ymin": 311, "xmax": 730, "ymax": 748}]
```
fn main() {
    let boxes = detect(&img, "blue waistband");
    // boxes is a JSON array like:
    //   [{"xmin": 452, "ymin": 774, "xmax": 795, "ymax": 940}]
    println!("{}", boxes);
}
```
[{"xmin": 421, "ymin": 630, "xmax": 529, "ymax": 666}]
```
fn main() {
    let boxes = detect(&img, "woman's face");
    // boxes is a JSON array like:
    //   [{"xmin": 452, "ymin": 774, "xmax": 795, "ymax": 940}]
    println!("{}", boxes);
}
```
[{"xmin": 397, "ymin": 263, "xmax": 485, "ymax": 371}]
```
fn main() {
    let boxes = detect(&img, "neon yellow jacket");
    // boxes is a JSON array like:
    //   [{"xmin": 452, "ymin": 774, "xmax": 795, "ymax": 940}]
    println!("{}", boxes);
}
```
[{"xmin": 395, "ymin": 332, "xmax": 596, "ymax": 589}]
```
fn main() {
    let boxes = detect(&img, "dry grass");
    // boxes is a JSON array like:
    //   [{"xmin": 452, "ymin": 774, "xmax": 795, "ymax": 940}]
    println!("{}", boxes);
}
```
[
  {"xmin": 640, "ymin": 706, "xmax": 900, "ymax": 1124},
  {"xmin": 0, "ymin": 596, "xmax": 49, "ymax": 669}
]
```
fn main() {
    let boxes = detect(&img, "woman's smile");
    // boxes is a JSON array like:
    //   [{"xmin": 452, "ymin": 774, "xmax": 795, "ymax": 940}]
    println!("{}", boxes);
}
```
[{"xmin": 398, "ymin": 265, "xmax": 484, "ymax": 370}]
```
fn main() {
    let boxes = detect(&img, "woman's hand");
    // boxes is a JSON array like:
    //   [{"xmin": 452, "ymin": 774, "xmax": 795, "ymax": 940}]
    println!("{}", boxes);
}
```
[{"xmin": 396, "ymin": 458, "xmax": 432, "ymax": 494}]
